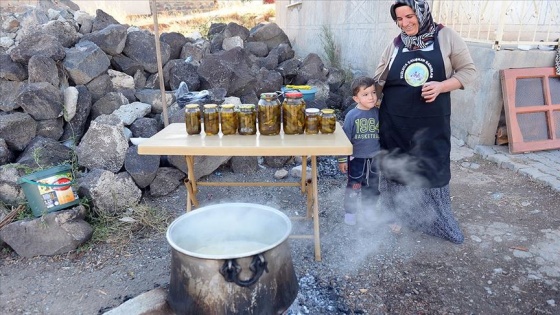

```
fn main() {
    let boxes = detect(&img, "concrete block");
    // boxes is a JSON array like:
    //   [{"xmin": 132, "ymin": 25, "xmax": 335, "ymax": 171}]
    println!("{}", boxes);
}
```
[
  {"xmin": 486, "ymin": 154, "xmax": 510, "ymax": 167},
  {"xmin": 474, "ymin": 145, "xmax": 495, "ymax": 158},
  {"xmin": 517, "ymin": 168, "xmax": 547, "ymax": 179}
]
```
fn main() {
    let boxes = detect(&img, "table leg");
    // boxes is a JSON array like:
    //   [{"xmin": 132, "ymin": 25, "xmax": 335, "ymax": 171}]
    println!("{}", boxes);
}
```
[
  {"xmin": 300, "ymin": 156, "xmax": 307, "ymax": 194},
  {"xmin": 184, "ymin": 156, "xmax": 199, "ymax": 212},
  {"xmin": 311, "ymin": 155, "xmax": 321, "ymax": 261}
]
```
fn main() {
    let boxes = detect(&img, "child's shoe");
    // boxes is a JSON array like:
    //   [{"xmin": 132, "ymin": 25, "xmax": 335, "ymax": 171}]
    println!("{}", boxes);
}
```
[{"xmin": 344, "ymin": 213, "xmax": 357, "ymax": 225}]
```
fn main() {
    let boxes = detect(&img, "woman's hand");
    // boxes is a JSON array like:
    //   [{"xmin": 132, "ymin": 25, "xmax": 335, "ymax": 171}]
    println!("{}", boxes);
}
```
[
  {"xmin": 421, "ymin": 81, "xmax": 444, "ymax": 103},
  {"xmin": 338, "ymin": 162, "xmax": 348, "ymax": 174},
  {"xmin": 422, "ymin": 78, "xmax": 463, "ymax": 103}
]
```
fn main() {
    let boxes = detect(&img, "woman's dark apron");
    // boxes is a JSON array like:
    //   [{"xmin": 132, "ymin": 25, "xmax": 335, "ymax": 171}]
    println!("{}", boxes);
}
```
[{"xmin": 380, "ymin": 34, "xmax": 451, "ymax": 188}]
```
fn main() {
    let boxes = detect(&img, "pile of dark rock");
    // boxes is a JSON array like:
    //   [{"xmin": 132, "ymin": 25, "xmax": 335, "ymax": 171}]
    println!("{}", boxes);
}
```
[{"xmin": 0, "ymin": 0, "xmax": 352, "ymax": 256}]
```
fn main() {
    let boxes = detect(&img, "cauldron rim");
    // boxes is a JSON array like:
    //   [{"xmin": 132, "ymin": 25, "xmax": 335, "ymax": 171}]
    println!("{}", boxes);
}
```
[{"xmin": 166, "ymin": 202, "xmax": 292, "ymax": 259}]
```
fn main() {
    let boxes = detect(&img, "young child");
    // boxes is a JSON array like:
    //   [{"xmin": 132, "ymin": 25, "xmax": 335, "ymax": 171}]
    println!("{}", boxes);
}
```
[{"xmin": 338, "ymin": 76, "xmax": 381, "ymax": 225}]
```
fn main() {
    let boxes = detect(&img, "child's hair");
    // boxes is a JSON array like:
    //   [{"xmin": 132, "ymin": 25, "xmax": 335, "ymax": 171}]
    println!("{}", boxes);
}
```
[{"xmin": 351, "ymin": 76, "xmax": 377, "ymax": 96}]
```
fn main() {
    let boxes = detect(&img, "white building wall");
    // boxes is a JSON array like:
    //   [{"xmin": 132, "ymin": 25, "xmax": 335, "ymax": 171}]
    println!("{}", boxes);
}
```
[{"xmin": 275, "ymin": 0, "xmax": 397, "ymax": 76}]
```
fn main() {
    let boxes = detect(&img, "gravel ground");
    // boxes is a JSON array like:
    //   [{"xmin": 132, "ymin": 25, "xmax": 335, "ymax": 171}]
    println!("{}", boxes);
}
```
[{"xmin": 1, "ymin": 155, "xmax": 559, "ymax": 314}]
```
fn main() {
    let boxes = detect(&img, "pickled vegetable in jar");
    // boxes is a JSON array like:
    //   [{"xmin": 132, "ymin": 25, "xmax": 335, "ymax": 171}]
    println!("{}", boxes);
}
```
[
  {"xmin": 203, "ymin": 104, "xmax": 219, "ymax": 136},
  {"xmin": 220, "ymin": 104, "xmax": 237, "ymax": 135},
  {"xmin": 282, "ymin": 91, "xmax": 305, "ymax": 135},
  {"xmin": 320, "ymin": 109, "xmax": 336, "ymax": 134},
  {"xmin": 305, "ymin": 108, "xmax": 320, "ymax": 134},
  {"xmin": 238, "ymin": 104, "xmax": 257, "ymax": 135},
  {"xmin": 257, "ymin": 93, "xmax": 281, "ymax": 136},
  {"xmin": 184, "ymin": 104, "xmax": 201, "ymax": 135}
]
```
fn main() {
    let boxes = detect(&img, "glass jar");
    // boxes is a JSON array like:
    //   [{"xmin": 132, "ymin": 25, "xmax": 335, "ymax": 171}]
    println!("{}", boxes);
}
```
[
  {"xmin": 320, "ymin": 109, "xmax": 336, "ymax": 134},
  {"xmin": 257, "ymin": 92, "xmax": 281, "ymax": 136},
  {"xmin": 238, "ymin": 104, "xmax": 257, "ymax": 135},
  {"xmin": 282, "ymin": 91, "xmax": 306, "ymax": 135},
  {"xmin": 203, "ymin": 104, "xmax": 219, "ymax": 136},
  {"xmin": 305, "ymin": 108, "xmax": 320, "ymax": 134},
  {"xmin": 220, "ymin": 104, "xmax": 237, "ymax": 135},
  {"xmin": 184, "ymin": 104, "xmax": 201, "ymax": 135}
]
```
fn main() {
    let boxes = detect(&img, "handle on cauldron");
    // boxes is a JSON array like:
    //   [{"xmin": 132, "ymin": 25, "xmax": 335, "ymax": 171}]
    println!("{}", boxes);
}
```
[{"xmin": 219, "ymin": 254, "xmax": 269, "ymax": 287}]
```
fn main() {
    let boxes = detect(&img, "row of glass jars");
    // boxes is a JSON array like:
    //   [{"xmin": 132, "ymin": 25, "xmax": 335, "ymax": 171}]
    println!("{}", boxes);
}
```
[{"xmin": 184, "ymin": 94, "xmax": 336, "ymax": 136}]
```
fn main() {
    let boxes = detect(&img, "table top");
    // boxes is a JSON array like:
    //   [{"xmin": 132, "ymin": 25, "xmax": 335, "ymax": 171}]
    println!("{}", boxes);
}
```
[{"xmin": 138, "ymin": 122, "xmax": 352, "ymax": 156}]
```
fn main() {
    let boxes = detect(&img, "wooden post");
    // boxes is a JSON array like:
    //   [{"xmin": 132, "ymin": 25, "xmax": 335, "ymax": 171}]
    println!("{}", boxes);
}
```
[{"xmin": 150, "ymin": 0, "xmax": 169, "ymax": 127}]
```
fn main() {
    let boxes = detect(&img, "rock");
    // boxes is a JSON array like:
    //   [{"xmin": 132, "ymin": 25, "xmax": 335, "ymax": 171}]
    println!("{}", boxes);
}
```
[
  {"xmin": 124, "ymin": 146, "xmax": 159, "ymax": 189},
  {"xmin": 290, "ymin": 165, "xmax": 312, "ymax": 180},
  {"xmin": 9, "ymin": 33, "xmax": 65, "ymax": 64},
  {"xmin": 60, "ymin": 85, "xmax": 93, "ymax": 145},
  {"xmin": 180, "ymin": 39, "xmax": 210, "ymax": 63},
  {"xmin": 295, "ymin": 53, "xmax": 327, "ymax": 85},
  {"xmin": 63, "ymin": 40, "xmax": 111, "ymax": 85},
  {"xmin": 167, "ymin": 155, "xmax": 230, "ymax": 180},
  {"xmin": 41, "ymin": 20, "xmax": 80, "ymax": 48},
  {"xmin": 0, "ymin": 139, "xmax": 14, "ymax": 165},
  {"xmin": 264, "ymin": 156, "xmax": 291, "ymax": 168},
  {"xmin": 246, "ymin": 41, "xmax": 268, "ymax": 57},
  {"xmin": 0, "ymin": 80, "xmax": 24, "ymax": 111},
  {"xmin": 91, "ymin": 9, "xmax": 121, "ymax": 32},
  {"xmin": 0, "ymin": 112, "xmax": 37, "ymax": 151},
  {"xmin": 103, "ymin": 287, "xmax": 172, "ymax": 315},
  {"xmin": 76, "ymin": 114, "xmax": 128, "ymax": 173},
  {"xmin": 274, "ymin": 169, "xmax": 289, "ymax": 179},
  {"xmin": 160, "ymin": 32, "xmax": 187, "ymax": 60},
  {"xmin": 77, "ymin": 169, "xmax": 141, "ymax": 215},
  {"xmin": 0, "ymin": 206, "xmax": 92, "ymax": 258},
  {"xmin": 248, "ymin": 22, "xmax": 290, "ymax": 51},
  {"xmin": 0, "ymin": 53, "xmax": 27, "ymax": 81},
  {"xmin": 85, "ymin": 73, "xmax": 113, "ymax": 102},
  {"xmin": 149, "ymin": 167, "xmax": 185, "ymax": 197},
  {"xmin": 222, "ymin": 36, "xmax": 244, "ymax": 51},
  {"xmin": 15, "ymin": 136, "xmax": 73, "ymax": 169},
  {"xmin": 63, "ymin": 86, "xmax": 79, "ymax": 121},
  {"xmin": 230, "ymin": 156, "xmax": 259, "ymax": 174},
  {"xmin": 80, "ymin": 24, "xmax": 128, "ymax": 56},
  {"xmin": 16, "ymin": 82, "xmax": 64, "ymax": 120},
  {"xmin": 224, "ymin": 22, "xmax": 250, "ymax": 41},
  {"xmin": 36, "ymin": 117, "xmax": 64, "ymax": 140},
  {"xmin": 134, "ymin": 89, "xmax": 175, "ymax": 114},
  {"xmin": 123, "ymin": 30, "xmax": 171, "ymax": 74},
  {"xmin": 129, "ymin": 117, "xmax": 160, "ymax": 138},
  {"xmin": 163, "ymin": 59, "xmax": 200, "ymax": 91},
  {"xmin": 112, "ymin": 101, "xmax": 151, "ymax": 126},
  {"xmin": 91, "ymin": 92, "xmax": 129, "ymax": 119},
  {"xmin": 111, "ymin": 54, "xmax": 143, "ymax": 76},
  {"xmin": 0, "ymin": 166, "xmax": 25, "ymax": 206}
]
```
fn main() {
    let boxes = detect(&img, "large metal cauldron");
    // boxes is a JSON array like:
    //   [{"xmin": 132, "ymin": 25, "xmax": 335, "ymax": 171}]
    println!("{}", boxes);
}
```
[{"xmin": 166, "ymin": 203, "xmax": 298, "ymax": 315}]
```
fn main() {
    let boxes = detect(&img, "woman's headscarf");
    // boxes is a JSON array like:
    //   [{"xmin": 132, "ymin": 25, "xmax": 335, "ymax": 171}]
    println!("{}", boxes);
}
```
[{"xmin": 390, "ymin": 0, "xmax": 437, "ymax": 50}]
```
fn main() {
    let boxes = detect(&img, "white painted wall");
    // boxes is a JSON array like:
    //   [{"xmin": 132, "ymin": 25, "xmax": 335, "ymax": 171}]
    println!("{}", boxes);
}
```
[
  {"xmin": 73, "ymin": 0, "xmax": 151, "ymax": 16},
  {"xmin": 275, "ymin": 0, "xmax": 397, "ymax": 76}
]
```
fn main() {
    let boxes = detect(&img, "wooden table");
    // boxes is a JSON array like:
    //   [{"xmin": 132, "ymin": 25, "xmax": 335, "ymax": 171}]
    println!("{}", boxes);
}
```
[{"xmin": 138, "ymin": 123, "xmax": 352, "ymax": 261}]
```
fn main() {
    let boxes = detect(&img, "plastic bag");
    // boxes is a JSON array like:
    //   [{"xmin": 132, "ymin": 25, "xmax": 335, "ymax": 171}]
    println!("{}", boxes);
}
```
[{"xmin": 175, "ymin": 82, "xmax": 209, "ymax": 108}]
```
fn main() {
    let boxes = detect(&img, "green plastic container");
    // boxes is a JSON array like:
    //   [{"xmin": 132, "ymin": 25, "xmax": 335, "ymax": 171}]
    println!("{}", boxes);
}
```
[{"xmin": 18, "ymin": 165, "xmax": 80, "ymax": 217}]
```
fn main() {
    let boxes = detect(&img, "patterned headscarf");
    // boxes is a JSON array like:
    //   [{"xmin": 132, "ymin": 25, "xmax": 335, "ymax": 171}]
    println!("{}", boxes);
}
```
[{"xmin": 390, "ymin": 0, "xmax": 437, "ymax": 50}]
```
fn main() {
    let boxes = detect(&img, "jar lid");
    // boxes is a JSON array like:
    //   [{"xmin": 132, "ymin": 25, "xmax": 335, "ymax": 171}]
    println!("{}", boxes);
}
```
[
  {"xmin": 239, "ymin": 104, "xmax": 255, "ymax": 109},
  {"xmin": 221, "ymin": 104, "xmax": 235, "ymax": 109},
  {"xmin": 285, "ymin": 91, "xmax": 303, "ymax": 98},
  {"xmin": 305, "ymin": 108, "xmax": 320, "ymax": 114},
  {"xmin": 321, "ymin": 109, "xmax": 335, "ymax": 114},
  {"xmin": 203, "ymin": 104, "xmax": 218, "ymax": 108},
  {"xmin": 185, "ymin": 104, "xmax": 199, "ymax": 109},
  {"xmin": 260, "ymin": 92, "xmax": 277, "ymax": 99}
]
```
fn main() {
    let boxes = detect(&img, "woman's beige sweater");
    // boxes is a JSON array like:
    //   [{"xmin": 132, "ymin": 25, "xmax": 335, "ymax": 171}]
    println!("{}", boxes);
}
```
[{"xmin": 374, "ymin": 26, "xmax": 477, "ymax": 90}]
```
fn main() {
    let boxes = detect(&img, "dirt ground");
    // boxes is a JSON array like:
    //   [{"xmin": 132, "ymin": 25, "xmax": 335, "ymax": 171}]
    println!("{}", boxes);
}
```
[{"xmin": 1, "ymin": 154, "xmax": 559, "ymax": 314}]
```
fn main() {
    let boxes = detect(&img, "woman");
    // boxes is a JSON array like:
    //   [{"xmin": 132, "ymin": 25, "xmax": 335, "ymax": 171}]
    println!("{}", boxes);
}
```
[{"xmin": 374, "ymin": 0, "xmax": 476, "ymax": 243}]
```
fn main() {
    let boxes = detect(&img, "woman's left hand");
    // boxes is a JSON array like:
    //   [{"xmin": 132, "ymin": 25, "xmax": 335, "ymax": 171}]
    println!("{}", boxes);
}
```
[{"xmin": 421, "ymin": 81, "xmax": 443, "ymax": 103}]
